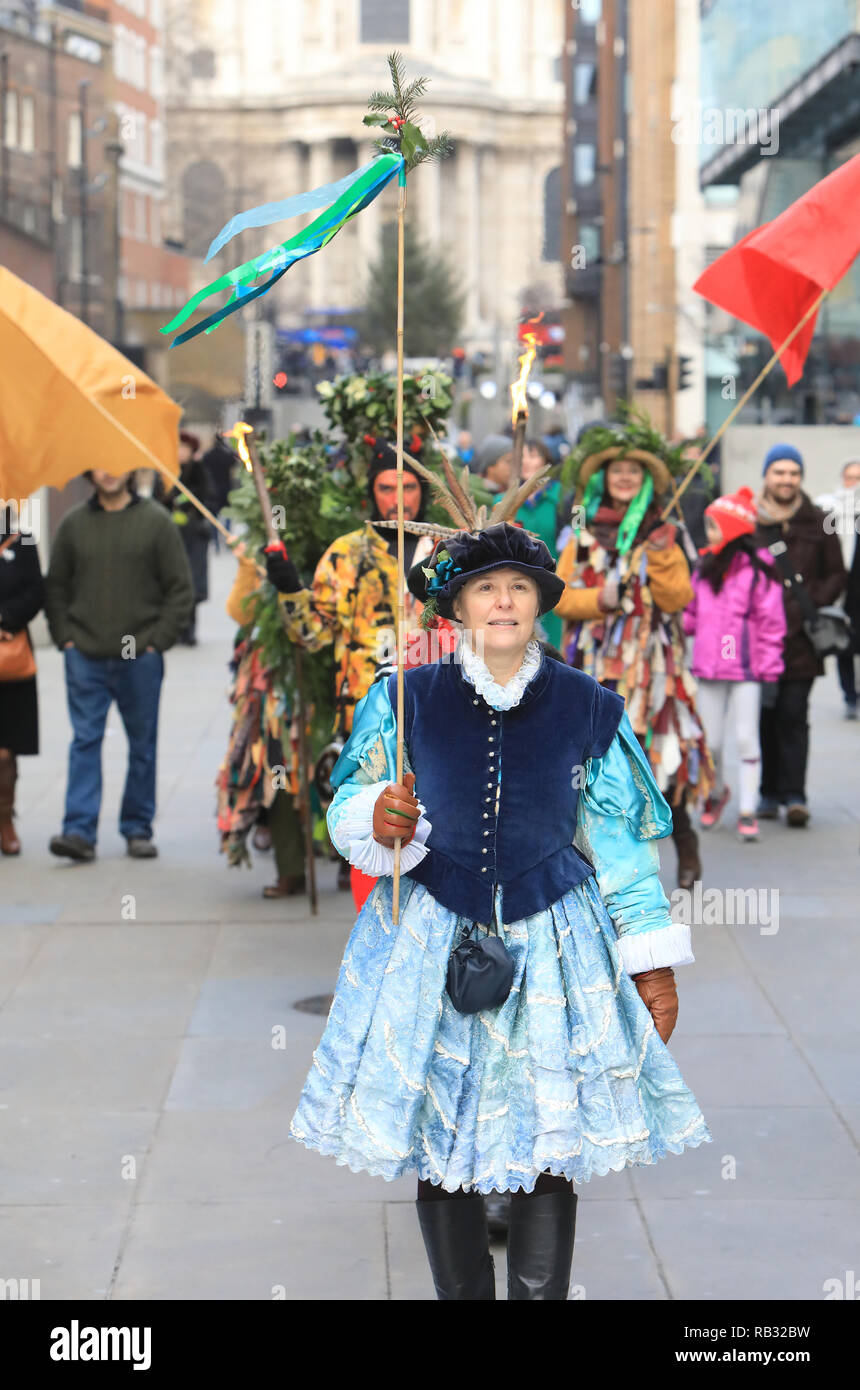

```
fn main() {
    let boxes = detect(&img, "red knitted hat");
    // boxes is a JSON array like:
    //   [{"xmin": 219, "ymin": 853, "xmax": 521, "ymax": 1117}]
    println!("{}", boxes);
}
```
[{"xmin": 701, "ymin": 485, "xmax": 757, "ymax": 555}]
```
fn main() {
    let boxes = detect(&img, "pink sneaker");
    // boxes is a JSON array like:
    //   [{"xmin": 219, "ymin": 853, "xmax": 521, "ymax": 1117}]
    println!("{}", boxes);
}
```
[
  {"xmin": 737, "ymin": 815, "xmax": 759, "ymax": 843},
  {"xmin": 700, "ymin": 787, "xmax": 730, "ymax": 829}
]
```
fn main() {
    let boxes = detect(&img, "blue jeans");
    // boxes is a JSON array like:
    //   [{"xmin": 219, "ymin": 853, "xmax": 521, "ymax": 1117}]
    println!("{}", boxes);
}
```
[{"xmin": 62, "ymin": 647, "xmax": 164, "ymax": 844}]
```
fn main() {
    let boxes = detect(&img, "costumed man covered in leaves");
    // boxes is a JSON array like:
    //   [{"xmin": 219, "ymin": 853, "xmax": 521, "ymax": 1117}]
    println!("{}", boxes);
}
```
[
  {"xmin": 288, "ymin": 480, "xmax": 711, "ymax": 1300},
  {"xmin": 553, "ymin": 413, "xmax": 714, "ymax": 890},
  {"xmin": 264, "ymin": 434, "xmax": 457, "ymax": 900}
]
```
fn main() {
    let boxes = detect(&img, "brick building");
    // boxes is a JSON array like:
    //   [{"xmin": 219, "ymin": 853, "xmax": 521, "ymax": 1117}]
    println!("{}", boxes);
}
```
[{"xmin": 1, "ymin": 3, "xmax": 113, "ymax": 335}]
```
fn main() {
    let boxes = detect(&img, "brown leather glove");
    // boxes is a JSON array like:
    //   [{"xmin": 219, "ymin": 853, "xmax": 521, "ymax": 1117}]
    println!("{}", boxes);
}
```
[
  {"xmin": 372, "ymin": 773, "xmax": 420, "ymax": 848},
  {"xmin": 631, "ymin": 966, "xmax": 678, "ymax": 1044}
]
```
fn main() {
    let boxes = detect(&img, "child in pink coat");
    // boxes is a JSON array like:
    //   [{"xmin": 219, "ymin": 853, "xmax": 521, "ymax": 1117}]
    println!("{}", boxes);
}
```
[{"xmin": 683, "ymin": 486, "xmax": 786, "ymax": 841}]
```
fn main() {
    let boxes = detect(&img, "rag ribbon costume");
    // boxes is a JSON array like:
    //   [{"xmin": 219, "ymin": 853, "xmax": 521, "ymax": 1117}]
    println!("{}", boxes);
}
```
[
  {"xmin": 555, "ymin": 437, "xmax": 712, "ymax": 805},
  {"xmin": 290, "ymin": 526, "xmax": 711, "ymax": 1213}
]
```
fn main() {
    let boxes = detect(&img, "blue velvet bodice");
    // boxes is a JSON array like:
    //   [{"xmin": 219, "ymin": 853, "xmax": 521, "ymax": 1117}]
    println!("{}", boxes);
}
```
[{"xmin": 387, "ymin": 654, "xmax": 624, "ymax": 923}]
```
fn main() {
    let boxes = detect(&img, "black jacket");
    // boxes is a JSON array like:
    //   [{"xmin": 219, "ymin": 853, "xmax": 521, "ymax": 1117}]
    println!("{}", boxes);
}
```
[{"xmin": 754, "ymin": 492, "xmax": 846, "ymax": 679}]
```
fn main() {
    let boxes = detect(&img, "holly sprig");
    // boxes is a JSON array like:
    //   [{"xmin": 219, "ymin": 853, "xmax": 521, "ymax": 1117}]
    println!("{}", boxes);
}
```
[{"xmin": 363, "ymin": 51, "xmax": 453, "ymax": 171}]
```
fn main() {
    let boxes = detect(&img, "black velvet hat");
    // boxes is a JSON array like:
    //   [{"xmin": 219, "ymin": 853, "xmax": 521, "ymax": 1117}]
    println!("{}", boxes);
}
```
[{"xmin": 407, "ymin": 522, "xmax": 565, "ymax": 619}]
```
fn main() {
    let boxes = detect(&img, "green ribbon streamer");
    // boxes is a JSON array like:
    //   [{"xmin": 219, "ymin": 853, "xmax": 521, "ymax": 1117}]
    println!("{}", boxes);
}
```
[{"xmin": 161, "ymin": 152, "xmax": 402, "ymax": 342}]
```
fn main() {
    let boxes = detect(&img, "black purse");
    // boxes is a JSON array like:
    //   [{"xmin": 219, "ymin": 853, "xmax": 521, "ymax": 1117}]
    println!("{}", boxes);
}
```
[
  {"xmin": 769, "ymin": 540, "xmax": 854, "ymax": 658},
  {"xmin": 446, "ymin": 920, "xmax": 515, "ymax": 1015}
]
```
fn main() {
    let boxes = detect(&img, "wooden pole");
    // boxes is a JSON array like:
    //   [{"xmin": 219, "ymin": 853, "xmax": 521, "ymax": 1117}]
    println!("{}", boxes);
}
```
[
  {"xmin": 392, "ymin": 167, "xmax": 407, "ymax": 925},
  {"xmin": 510, "ymin": 409, "xmax": 528, "ymax": 490},
  {"xmin": 660, "ymin": 288, "xmax": 828, "ymax": 523},
  {"xmin": 245, "ymin": 431, "xmax": 318, "ymax": 917}
]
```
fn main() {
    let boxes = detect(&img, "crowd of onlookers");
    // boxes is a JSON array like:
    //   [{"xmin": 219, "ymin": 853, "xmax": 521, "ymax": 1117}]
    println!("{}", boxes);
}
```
[{"xmin": 0, "ymin": 421, "xmax": 857, "ymax": 876}]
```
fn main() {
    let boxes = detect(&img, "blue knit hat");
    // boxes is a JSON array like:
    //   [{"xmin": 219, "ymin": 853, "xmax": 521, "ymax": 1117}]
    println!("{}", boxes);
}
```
[{"xmin": 763, "ymin": 443, "xmax": 803, "ymax": 476}]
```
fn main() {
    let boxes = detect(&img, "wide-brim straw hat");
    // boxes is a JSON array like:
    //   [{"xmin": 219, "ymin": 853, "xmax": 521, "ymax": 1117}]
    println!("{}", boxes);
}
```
[{"xmin": 575, "ymin": 446, "xmax": 671, "ymax": 501}]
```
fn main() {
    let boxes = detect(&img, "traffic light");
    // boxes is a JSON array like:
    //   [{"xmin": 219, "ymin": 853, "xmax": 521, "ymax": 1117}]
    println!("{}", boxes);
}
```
[{"xmin": 677, "ymin": 355, "xmax": 693, "ymax": 391}]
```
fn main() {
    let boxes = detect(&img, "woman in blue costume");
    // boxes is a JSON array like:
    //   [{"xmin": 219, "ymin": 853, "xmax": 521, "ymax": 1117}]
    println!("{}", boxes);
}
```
[{"xmin": 290, "ymin": 521, "xmax": 711, "ymax": 1300}]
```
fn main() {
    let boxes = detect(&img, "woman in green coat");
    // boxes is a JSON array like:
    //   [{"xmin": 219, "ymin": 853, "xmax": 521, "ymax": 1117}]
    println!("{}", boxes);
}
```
[{"xmin": 515, "ymin": 439, "xmax": 564, "ymax": 648}]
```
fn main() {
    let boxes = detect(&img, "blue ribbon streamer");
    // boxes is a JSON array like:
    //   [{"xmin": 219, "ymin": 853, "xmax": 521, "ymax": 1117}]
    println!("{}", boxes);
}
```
[
  {"xmin": 167, "ymin": 157, "xmax": 402, "ymax": 347},
  {"xmin": 205, "ymin": 157, "xmax": 386, "ymax": 263}
]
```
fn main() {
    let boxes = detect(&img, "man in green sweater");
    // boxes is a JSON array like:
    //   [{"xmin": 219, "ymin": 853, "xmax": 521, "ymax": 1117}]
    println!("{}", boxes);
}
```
[{"xmin": 44, "ymin": 469, "xmax": 193, "ymax": 860}]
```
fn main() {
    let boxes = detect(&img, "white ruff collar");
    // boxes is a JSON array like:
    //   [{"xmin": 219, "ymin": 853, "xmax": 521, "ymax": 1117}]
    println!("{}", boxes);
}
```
[{"xmin": 457, "ymin": 635, "xmax": 543, "ymax": 710}]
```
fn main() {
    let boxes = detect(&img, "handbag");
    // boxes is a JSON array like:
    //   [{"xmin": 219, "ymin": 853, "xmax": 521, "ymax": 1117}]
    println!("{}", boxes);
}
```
[
  {"xmin": 768, "ymin": 540, "xmax": 853, "ymax": 659},
  {"xmin": 0, "ymin": 536, "xmax": 36, "ymax": 683},
  {"xmin": 446, "ymin": 918, "xmax": 516, "ymax": 1015}
]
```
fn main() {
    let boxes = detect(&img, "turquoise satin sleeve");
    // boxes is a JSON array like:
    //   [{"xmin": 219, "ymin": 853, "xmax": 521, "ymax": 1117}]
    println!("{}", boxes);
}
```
[
  {"xmin": 575, "ymin": 713, "xmax": 674, "ymax": 939},
  {"xmin": 327, "ymin": 679, "xmax": 411, "ymax": 849}
]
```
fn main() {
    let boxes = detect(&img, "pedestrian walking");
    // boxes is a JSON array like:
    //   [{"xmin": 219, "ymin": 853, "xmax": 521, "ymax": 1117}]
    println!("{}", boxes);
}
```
[
  {"xmin": 682, "ymin": 487, "xmax": 786, "ymax": 843},
  {"xmin": 472, "ymin": 435, "xmax": 513, "ymax": 495},
  {"xmin": 754, "ymin": 444, "xmax": 846, "ymax": 826},
  {"xmin": 44, "ymin": 469, "xmax": 193, "ymax": 861},
  {"xmin": 289, "ymin": 520, "xmax": 710, "ymax": 1300},
  {"xmin": 201, "ymin": 431, "xmax": 238, "ymax": 552},
  {"xmin": 0, "ymin": 507, "xmax": 44, "ymax": 856},
  {"xmin": 162, "ymin": 431, "xmax": 213, "ymax": 646},
  {"xmin": 552, "ymin": 417, "xmax": 713, "ymax": 890},
  {"xmin": 515, "ymin": 437, "xmax": 564, "ymax": 649},
  {"xmin": 815, "ymin": 459, "xmax": 860, "ymax": 718}
]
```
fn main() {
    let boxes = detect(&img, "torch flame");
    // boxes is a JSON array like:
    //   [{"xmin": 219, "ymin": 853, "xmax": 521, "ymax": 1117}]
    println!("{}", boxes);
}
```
[
  {"xmin": 510, "ymin": 313, "xmax": 543, "ymax": 426},
  {"xmin": 226, "ymin": 421, "xmax": 254, "ymax": 473}
]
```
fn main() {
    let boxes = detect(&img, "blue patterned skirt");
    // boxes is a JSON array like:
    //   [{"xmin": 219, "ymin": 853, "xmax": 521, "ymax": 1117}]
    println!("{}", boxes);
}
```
[{"xmin": 290, "ymin": 874, "xmax": 711, "ymax": 1193}]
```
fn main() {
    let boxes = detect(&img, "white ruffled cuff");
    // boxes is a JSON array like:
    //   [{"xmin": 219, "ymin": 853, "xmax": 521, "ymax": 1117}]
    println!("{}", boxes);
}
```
[
  {"xmin": 618, "ymin": 922, "xmax": 694, "ymax": 975},
  {"xmin": 336, "ymin": 781, "xmax": 432, "ymax": 877}
]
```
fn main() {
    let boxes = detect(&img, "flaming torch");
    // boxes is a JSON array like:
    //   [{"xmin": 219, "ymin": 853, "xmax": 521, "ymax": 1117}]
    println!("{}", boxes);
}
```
[{"xmin": 509, "ymin": 314, "xmax": 542, "ymax": 489}]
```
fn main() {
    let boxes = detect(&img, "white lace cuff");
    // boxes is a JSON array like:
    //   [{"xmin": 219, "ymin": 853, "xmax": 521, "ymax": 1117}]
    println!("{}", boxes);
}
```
[
  {"xmin": 618, "ymin": 922, "xmax": 694, "ymax": 975},
  {"xmin": 336, "ymin": 781, "xmax": 432, "ymax": 876}
]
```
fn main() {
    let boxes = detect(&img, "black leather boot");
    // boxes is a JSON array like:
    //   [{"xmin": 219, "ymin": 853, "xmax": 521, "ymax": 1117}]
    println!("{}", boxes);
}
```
[
  {"xmin": 507, "ymin": 1190, "xmax": 577, "ymax": 1300},
  {"xmin": 416, "ymin": 1197, "xmax": 496, "ymax": 1300}
]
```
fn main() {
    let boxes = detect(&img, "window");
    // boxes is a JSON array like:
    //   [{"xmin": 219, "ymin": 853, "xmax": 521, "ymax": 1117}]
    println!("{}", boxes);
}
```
[
  {"xmin": 69, "ymin": 217, "xmax": 83, "ymax": 280},
  {"xmin": 360, "ymin": 0, "xmax": 410, "ymax": 43},
  {"xmin": 151, "ymin": 199, "xmax": 161, "ymax": 244},
  {"xmin": 574, "ymin": 143, "xmax": 595, "ymax": 185},
  {"xmin": 190, "ymin": 49, "xmax": 216, "ymax": 79},
  {"xmin": 182, "ymin": 160, "xmax": 227, "ymax": 257},
  {"xmin": 136, "ymin": 193, "xmax": 148, "ymax": 240},
  {"xmin": 573, "ymin": 62, "xmax": 596, "ymax": 105},
  {"xmin": 542, "ymin": 166, "xmax": 561, "ymax": 262},
  {"xmin": 20, "ymin": 95, "xmax": 35, "ymax": 153},
  {"xmin": 149, "ymin": 46, "xmax": 163, "ymax": 98},
  {"xmin": 578, "ymin": 0, "xmax": 602, "ymax": 23},
  {"xmin": 3, "ymin": 90, "xmax": 18, "ymax": 149},
  {"xmin": 578, "ymin": 223, "xmax": 600, "ymax": 263},
  {"xmin": 67, "ymin": 110, "xmax": 82, "ymax": 167},
  {"xmin": 150, "ymin": 118, "xmax": 163, "ymax": 176}
]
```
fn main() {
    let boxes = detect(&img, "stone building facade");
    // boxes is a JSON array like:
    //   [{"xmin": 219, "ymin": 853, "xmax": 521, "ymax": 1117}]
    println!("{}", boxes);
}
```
[{"xmin": 163, "ymin": 0, "xmax": 566, "ymax": 350}]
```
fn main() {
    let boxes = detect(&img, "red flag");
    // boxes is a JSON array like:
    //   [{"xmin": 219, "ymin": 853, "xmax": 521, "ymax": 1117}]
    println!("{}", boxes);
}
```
[{"xmin": 693, "ymin": 152, "xmax": 860, "ymax": 386}]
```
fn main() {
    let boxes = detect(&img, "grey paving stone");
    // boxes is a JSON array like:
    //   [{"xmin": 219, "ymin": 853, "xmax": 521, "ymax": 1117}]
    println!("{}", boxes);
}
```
[
  {"xmin": 0, "ymin": 1037, "xmax": 180, "ymax": 1111},
  {"xmin": 164, "ymin": 1037, "xmax": 307, "ymax": 1111},
  {"xmin": 669, "ymin": 1033, "xmax": 828, "ymax": 1107},
  {"xmin": 629, "ymin": 1107, "xmax": 859, "ymax": 1200},
  {"xmin": 793, "ymin": 1035, "xmax": 860, "ymax": 1109},
  {"xmin": 644, "ymin": 1199, "xmax": 860, "ymax": 1300},
  {"xmin": 0, "ymin": 1204, "xmax": 129, "ymax": 1299},
  {"xmin": 111, "ymin": 1199, "xmax": 387, "ymax": 1300},
  {"xmin": 0, "ymin": 924, "xmax": 216, "ymax": 1038},
  {"xmin": 186, "ymin": 976, "xmax": 338, "ymax": 1040},
  {"xmin": 0, "ymin": 1108, "xmax": 157, "ymax": 1205},
  {"xmin": 136, "ymin": 1106, "xmax": 410, "ymax": 1205}
]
